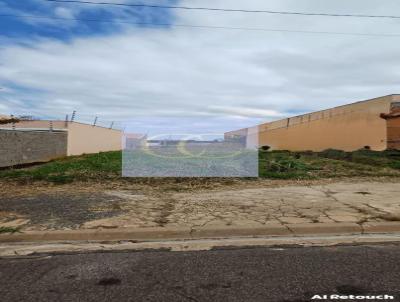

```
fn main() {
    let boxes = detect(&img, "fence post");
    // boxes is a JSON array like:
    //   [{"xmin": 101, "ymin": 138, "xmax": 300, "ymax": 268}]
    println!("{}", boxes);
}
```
[
  {"xmin": 71, "ymin": 111, "xmax": 76, "ymax": 122},
  {"xmin": 11, "ymin": 115, "xmax": 15, "ymax": 130}
]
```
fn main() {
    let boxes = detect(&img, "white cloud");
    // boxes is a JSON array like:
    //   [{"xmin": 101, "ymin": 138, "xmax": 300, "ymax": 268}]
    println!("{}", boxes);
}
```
[
  {"xmin": 209, "ymin": 106, "xmax": 285, "ymax": 118},
  {"xmin": 54, "ymin": 7, "xmax": 75, "ymax": 19},
  {"xmin": 1, "ymin": 0, "xmax": 400, "ymax": 132}
]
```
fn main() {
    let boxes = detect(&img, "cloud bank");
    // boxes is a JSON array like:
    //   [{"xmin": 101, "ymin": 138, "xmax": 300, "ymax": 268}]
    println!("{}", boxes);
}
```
[{"xmin": 1, "ymin": 0, "xmax": 400, "ymax": 132}]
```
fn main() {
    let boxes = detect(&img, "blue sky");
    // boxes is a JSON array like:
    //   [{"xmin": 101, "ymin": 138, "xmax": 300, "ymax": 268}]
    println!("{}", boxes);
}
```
[
  {"xmin": 1, "ymin": 0, "xmax": 400, "ymax": 134},
  {"xmin": 0, "ymin": 0, "xmax": 178, "ymax": 41}
]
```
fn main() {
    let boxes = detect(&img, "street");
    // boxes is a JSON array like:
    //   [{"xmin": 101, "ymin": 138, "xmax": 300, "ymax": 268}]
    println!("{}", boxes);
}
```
[{"xmin": 1, "ymin": 243, "xmax": 400, "ymax": 302}]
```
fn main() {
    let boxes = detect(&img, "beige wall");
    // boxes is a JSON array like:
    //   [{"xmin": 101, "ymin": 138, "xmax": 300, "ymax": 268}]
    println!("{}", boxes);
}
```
[
  {"xmin": 259, "ymin": 95, "xmax": 399, "ymax": 151},
  {"xmin": 66, "ymin": 122, "xmax": 122, "ymax": 156},
  {"xmin": 226, "ymin": 95, "xmax": 400, "ymax": 152}
]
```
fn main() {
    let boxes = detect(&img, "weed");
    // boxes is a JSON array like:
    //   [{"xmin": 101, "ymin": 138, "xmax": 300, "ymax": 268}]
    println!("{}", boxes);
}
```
[
  {"xmin": 1, "ymin": 149, "xmax": 400, "ymax": 183},
  {"xmin": 0, "ymin": 226, "xmax": 21, "ymax": 234}
]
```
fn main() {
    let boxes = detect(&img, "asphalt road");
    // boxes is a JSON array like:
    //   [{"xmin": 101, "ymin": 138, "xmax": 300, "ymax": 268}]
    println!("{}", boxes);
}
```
[{"xmin": 1, "ymin": 244, "xmax": 400, "ymax": 302}]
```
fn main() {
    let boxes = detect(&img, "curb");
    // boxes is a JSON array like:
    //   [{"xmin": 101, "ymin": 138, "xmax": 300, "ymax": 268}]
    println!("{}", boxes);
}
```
[
  {"xmin": 363, "ymin": 222, "xmax": 400, "ymax": 233},
  {"xmin": 2, "ymin": 222, "xmax": 400, "ymax": 243},
  {"xmin": 0, "ymin": 227, "xmax": 192, "ymax": 243},
  {"xmin": 287, "ymin": 223, "xmax": 361, "ymax": 235}
]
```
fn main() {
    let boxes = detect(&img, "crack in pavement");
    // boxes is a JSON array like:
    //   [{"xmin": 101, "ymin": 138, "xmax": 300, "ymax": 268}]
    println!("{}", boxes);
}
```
[
  {"xmin": 153, "ymin": 196, "xmax": 176, "ymax": 227},
  {"xmin": 274, "ymin": 215, "xmax": 296, "ymax": 235}
]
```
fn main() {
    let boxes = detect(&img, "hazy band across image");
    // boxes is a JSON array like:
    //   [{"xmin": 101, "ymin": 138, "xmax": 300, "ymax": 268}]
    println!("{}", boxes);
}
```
[{"xmin": 122, "ymin": 131, "xmax": 258, "ymax": 177}]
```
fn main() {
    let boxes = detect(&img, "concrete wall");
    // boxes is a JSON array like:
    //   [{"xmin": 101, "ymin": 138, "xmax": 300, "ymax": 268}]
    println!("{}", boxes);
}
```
[
  {"xmin": 225, "ymin": 95, "xmax": 400, "ymax": 152},
  {"xmin": 0, "ymin": 120, "xmax": 123, "ymax": 156},
  {"xmin": 0, "ymin": 130, "xmax": 68, "ymax": 167},
  {"xmin": 66, "ymin": 122, "xmax": 122, "ymax": 156},
  {"xmin": 0, "ymin": 120, "xmax": 67, "ymax": 130}
]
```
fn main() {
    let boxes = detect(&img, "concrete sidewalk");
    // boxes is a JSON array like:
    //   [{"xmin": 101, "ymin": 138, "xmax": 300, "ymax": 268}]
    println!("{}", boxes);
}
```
[
  {"xmin": 83, "ymin": 182, "xmax": 400, "ymax": 231},
  {"xmin": 1, "ymin": 181, "xmax": 400, "ymax": 240}
]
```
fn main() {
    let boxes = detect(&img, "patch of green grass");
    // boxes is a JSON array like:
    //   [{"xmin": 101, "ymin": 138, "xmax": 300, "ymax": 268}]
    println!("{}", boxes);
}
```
[
  {"xmin": 1, "ymin": 149, "xmax": 400, "ymax": 183},
  {"xmin": 259, "ymin": 150, "xmax": 318, "ymax": 179},
  {"xmin": 259, "ymin": 149, "xmax": 400, "ymax": 179},
  {"xmin": 0, "ymin": 151, "xmax": 122, "ymax": 184},
  {"xmin": 317, "ymin": 149, "xmax": 351, "ymax": 160},
  {"xmin": 317, "ymin": 149, "xmax": 400, "ymax": 171},
  {"xmin": 261, "ymin": 153, "xmax": 305, "ymax": 175},
  {"xmin": 389, "ymin": 161, "xmax": 400, "ymax": 170},
  {"xmin": 0, "ymin": 226, "xmax": 21, "ymax": 234}
]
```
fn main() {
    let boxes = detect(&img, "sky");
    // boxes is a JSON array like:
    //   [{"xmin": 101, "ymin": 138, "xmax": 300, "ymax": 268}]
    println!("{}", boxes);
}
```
[{"xmin": 0, "ymin": 0, "xmax": 400, "ymax": 135}]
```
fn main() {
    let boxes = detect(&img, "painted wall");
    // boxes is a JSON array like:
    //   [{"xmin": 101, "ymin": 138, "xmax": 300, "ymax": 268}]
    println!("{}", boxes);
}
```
[
  {"xmin": 0, "ymin": 130, "xmax": 67, "ymax": 167},
  {"xmin": 66, "ymin": 122, "xmax": 122, "ymax": 156},
  {"xmin": 259, "ymin": 95, "xmax": 399, "ymax": 151},
  {"xmin": 225, "ymin": 95, "xmax": 400, "ymax": 152}
]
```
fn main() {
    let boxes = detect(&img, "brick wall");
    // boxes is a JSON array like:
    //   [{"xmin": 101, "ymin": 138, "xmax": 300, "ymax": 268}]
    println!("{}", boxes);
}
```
[{"xmin": 0, "ymin": 130, "xmax": 68, "ymax": 167}]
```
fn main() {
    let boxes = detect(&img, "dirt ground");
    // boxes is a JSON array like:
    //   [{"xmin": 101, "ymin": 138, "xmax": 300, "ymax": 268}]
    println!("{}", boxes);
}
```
[{"xmin": 1, "ymin": 177, "xmax": 400, "ymax": 232}]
